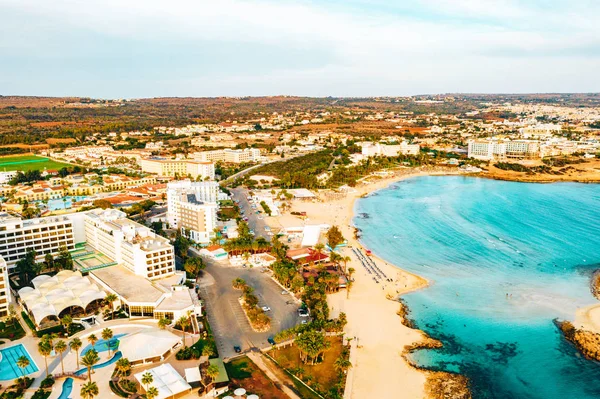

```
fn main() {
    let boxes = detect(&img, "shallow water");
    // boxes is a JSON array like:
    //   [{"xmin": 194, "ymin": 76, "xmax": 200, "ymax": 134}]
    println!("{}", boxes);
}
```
[{"xmin": 355, "ymin": 176, "xmax": 600, "ymax": 399}]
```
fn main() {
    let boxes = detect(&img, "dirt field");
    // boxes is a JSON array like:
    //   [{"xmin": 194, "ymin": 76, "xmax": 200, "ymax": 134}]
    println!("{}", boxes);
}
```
[
  {"xmin": 484, "ymin": 158, "xmax": 600, "ymax": 183},
  {"xmin": 225, "ymin": 356, "xmax": 288, "ymax": 399}
]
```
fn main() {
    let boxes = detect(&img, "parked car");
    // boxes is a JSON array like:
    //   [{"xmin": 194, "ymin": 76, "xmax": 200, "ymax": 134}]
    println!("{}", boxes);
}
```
[
  {"xmin": 268, "ymin": 337, "xmax": 276, "ymax": 345},
  {"xmin": 281, "ymin": 290, "xmax": 289, "ymax": 295},
  {"xmin": 298, "ymin": 309, "xmax": 310, "ymax": 317},
  {"xmin": 234, "ymin": 345, "xmax": 242, "ymax": 353},
  {"xmin": 264, "ymin": 226, "xmax": 271, "ymax": 231},
  {"xmin": 262, "ymin": 306, "xmax": 271, "ymax": 312}
]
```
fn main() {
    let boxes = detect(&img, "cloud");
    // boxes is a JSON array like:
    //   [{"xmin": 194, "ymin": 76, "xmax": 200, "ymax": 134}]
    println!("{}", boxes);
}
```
[{"xmin": 0, "ymin": 0, "xmax": 599, "ymax": 96}]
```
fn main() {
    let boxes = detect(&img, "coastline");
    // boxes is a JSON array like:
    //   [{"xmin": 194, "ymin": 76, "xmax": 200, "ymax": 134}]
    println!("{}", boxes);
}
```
[{"xmin": 276, "ymin": 166, "xmax": 468, "ymax": 399}]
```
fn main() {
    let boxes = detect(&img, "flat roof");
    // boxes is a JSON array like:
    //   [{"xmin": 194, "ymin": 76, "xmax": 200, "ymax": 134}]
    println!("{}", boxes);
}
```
[{"xmin": 91, "ymin": 265, "xmax": 165, "ymax": 304}]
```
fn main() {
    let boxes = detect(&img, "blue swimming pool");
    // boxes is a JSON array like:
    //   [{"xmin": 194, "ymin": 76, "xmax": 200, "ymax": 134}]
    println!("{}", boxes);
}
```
[
  {"xmin": 57, "ymin": 377, "xmax": 73, "ymax": 399},
  {"xmin": 46, "ymin": 196, "xmax": 88, "ymax": 211},
  {"xmin": 0, "ymin": 344, "xmax": 39, "ymax": 381},
  {"xmin": 81, "ymin": 333, "xmax": 127, "ymax": 356}
]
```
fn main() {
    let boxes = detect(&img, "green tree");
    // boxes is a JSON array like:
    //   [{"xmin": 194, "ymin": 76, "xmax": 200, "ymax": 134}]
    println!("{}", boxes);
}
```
[
  {"xmin": 295, "ymin": 330, "xmax": 331, "ymax": 365},
  {"xmin": 146, "ymin": 386, "xmax": 159, "ymax": 399},
  {"xmin": 15, "ymin": 249, "xmax": 37, "ymax": 284},
  {"xmin": 38, "ymin": 340, "xmax": 52, "ymax": 377},
  {"xmin": 177, "ymin": 315, "xmax": 191, "ymax": 346},
  {"xmin": 80, "ymin": 381, "xmax": 99, "ymax": 399},
  {"xmin": 202, "ymin": 345, "xmax": 215, "ymax": 358},
  {"xmin": 115, "ymin": 357, "xmax": 131, "ymax": 377},
  {"xmin": 61, "ymin": 314, "xmax": 73, "ymax": 332},
  {"xmin": 158, "ymin": 317, "xmax": 171, "ymax": 330},
  {"xmin": 184, "ymin": 256, "xmax": 205, "ymax": 277},
  {"xmin": 206, "ymin": 364, "xmax": 220, "ymax": 388},
  {"xmin": 55, "ymin": 340, "xmax": 68, "ymax": 374},
  {"xmin": 92, "ymin": 199, "xmax": 112, "ymax": 209},
  {"xmin": 101, "ymin": 328, "xmax": 113, "ymax": 356},
  {"xmin": 70, "ymin": 338, "xmax": 83, "ymax": 369},
  {"xmin": 141, "ymin": 371, "xmax": 154, "ymax": 390},
  {"xmin": 104, "ymin": 293, "xmax": 118, "ymax": 319},
  {"xmin": 87, "ymin": 334, "xmax": 98, "ymax": 349},
  {"xmin": 16, "ymin": 355, "xmax": 30, "ymax": 385},
  {"xmin": 81, "ymin": 349, "xmax": 100, "ymax": 382},
  {"xmin": 326, "ymin": 226, "xmax": 344, "ymax": 250}
]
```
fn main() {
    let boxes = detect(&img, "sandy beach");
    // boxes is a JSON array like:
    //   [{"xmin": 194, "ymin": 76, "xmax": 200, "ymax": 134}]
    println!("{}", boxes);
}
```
[{"xmin": 265, "ymin": 167, "xmax": 460, "ymax": 398}]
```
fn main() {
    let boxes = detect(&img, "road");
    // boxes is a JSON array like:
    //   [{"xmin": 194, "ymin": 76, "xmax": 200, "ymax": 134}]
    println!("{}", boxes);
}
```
[
  {"xmin": 197, "ymin": 256, "xmax": 302, "ymax": 359},
  {"xmin": 230, "ymin": 187, "xmax": 270, "ymax": 241}
]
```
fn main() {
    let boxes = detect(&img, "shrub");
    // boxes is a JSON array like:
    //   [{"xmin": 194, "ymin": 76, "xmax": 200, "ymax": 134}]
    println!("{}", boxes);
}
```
[
  {"xmin": 176, "ymin": 346, "xmax": 193, "ymax": 360},
  {"xmin": 119, "ymin": 379, "xmax": 137, "ymax": 393},
  {"xmin": 40, "ymin": 376, "xmax": 54, "ymax": 388}
]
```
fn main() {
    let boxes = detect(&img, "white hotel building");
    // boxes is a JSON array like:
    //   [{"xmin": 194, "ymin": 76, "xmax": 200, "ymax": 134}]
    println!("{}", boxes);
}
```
[
  {"xmin": 166, "ymin": 181, "xmax": 219, "ymax": 244},
  {"xmin": 193, "ymin": 148, "xmax": 262, "ymax": 164},
  {"xmin": 467, "ymin": 140, "xmax": 540, "ymax": 161},
  {"xmin": 1, "ymin": 209, "xmax": 201, "ymax": 323}
]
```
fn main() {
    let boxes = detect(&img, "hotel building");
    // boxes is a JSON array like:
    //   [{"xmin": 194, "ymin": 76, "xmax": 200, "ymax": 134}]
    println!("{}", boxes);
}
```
[
  {"xmin": 193, "ymin": 148, "xmax": 262, "ymax": 164},
  {"xmin": 467, "ymin": 140, "xmax": 540, "ymax": 161},
  {"xmin": 0, "ymin": 213, "xmax": 76, "ymax": 269},
  {"xmin": 140, "ymin": 158, "xmax": 215, "ymax": 179},
  {"xmin": 0, "ymin": 256, "xmax": 10, "ymax": 318},
  {"xmin": 166, "ymin": 181, "xmax": 218, "ymax": 244}
]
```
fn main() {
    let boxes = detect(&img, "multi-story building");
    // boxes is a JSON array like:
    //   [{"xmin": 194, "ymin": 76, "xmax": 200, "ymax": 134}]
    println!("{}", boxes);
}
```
[
  {"xmin": 167, "ymin": 181, "xmax": 219, "ymax": 244},
  {"xmin": 0, "ymin": 256, "xmax": 10, "ymax": 318},
  {"xmin": 0, "ymin": 213, "xmax": 76, "ymax": 268},
  {"xmin": 84, "ymin": 208, "xmax": 175, "ymax": 280},
  {"xmin": 360, "ymin": 142, "xmax": 420, "ymax": 157},
  {"xmin": 140, "ymin": 158, "xmax": 215, "ymax": 179},
  {"xmin": 467, "ymin": 140, "xmax": 540, "ymax": 160},
  {"xmin": 193, "ymin": 148, "xmax": 262, "ymax": 164}
]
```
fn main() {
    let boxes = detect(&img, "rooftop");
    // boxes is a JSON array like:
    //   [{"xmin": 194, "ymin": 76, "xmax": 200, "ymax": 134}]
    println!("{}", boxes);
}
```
[{"xmin": 91, "ymin": 265, "xmax": 165, "ymax": 304}]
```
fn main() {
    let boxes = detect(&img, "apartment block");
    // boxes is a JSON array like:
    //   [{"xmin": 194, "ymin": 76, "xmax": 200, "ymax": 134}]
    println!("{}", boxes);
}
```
[
  {"xmin": 140, "ymin": 158, "xmax": 215, "ymax": 179},
  {"xmin": 84, "ymin": 208, "xmax": 175, "ymax": 280},
  {"xmin": 0, "ymin": 213, "xmax": 76, "ymax": 268},
  {"xmin": 361, "ymin": 142, "xmax": 420, "ymax": 157},
  {"xmin": 193, "ymin": 148, "xmax": 262, "ymax": 164},
  {"xmin": 467, "ymin": 140, "xmax": 540, "ymax": 160},
  {"xmin": 166, "ymin": 180, "xmax": 218, "ymax": 244},
  {"xmin": 0, "ymin": 256, "xmax": 10, "ymax": 318}
]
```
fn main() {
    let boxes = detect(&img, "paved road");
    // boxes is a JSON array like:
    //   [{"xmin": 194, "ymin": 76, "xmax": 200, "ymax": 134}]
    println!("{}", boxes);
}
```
[
  {"xmin": 197, "ymin": 257, "xmax": 302, "ymax": 359},
  {"xmin": 231, "ymin": 187, "xmax": 270, "ymax": 241}
]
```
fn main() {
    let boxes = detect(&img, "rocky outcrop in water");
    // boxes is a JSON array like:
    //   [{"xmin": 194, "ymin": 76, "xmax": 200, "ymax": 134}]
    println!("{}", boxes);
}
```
[
  {"xmin": 425, "ymin": 372, "xmax": 472, "ymax": 399},
  {"xmin": 558, "ymin": 320, "xmax": 600, "ymax": 361}
]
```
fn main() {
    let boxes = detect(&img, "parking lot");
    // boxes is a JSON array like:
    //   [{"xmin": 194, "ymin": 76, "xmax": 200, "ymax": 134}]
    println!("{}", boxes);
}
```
[
  {"xmin": 231, "ymin": 187, "xmax": 271, "ymax": 241},
  {"xmin": 197, "ymin": 256, "xmax": 304, "ymax": 359}
]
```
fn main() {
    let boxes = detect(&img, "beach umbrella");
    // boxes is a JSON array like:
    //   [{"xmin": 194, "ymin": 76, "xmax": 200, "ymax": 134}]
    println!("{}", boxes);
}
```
[
  {"xmin": 234, "ymin": 388, "xmax": 247, "ymax": 396},
  {"xmin": 247, "ymin": 395, "xmax": 259, "ymax": 399}
]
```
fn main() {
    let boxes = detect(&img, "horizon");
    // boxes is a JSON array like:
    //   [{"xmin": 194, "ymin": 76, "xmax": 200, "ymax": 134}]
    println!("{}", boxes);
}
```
[{"xmin": 1, "ymin": 0, "xmax": 600, "ymax": 98}]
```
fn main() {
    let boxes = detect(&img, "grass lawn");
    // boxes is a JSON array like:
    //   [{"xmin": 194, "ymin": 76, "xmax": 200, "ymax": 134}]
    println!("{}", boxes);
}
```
[
  {"xmin": 0, "ymin": 155, "xmax": 71, "ymax": 172},
  {"xmin": 270, "ymin": 336, "xmax": 346, "ymax": 395},
  {"xmin": 0, "ymin": 320, "xmax": 26, "ymax": 341},
  {"xmin": 223, "ymin": 356, "xmax": 287, "ymax": 399}
]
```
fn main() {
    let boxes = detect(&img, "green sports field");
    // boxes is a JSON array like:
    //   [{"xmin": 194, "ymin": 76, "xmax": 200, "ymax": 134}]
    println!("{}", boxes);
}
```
[{"xmin": 0, "ymin": 155, "xmax": 71, "ymax": 172}]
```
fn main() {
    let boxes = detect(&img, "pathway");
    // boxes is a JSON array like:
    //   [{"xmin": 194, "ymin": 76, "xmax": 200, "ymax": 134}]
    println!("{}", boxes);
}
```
[{"xmin": 247, "ymin": 352, "xmax": 301, "ymax": 399}]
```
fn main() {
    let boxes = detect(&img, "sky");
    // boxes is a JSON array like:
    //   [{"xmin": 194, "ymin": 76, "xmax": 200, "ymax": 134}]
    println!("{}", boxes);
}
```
[{"xmin": 1, "ymin": 0, "xmax": 599, "ymax": 98}]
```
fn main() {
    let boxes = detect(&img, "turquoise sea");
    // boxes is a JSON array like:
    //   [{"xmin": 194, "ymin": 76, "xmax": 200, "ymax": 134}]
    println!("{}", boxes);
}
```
[{"xmin": 354, "ymin": 176, "xmax": 600, "ymax": 399}]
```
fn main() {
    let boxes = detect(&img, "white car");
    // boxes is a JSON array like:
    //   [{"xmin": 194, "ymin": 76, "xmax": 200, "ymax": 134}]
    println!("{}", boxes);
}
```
[
  {"xmin": 264, "ymin": 226, "xmax": 271, "ymax": 231},
  {"xmin": 262, "ymin": 306, "xmax": 271, "ymax": 312}
]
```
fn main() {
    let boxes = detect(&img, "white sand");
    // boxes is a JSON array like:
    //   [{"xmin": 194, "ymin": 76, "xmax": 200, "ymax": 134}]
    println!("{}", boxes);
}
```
[
  {"xmin": 269, "ymin": 167, "xmax": 459, "ymax": 399},
  {"xmin": 574, "ymin": 303, "xmax": 600, "ymax": 333}
]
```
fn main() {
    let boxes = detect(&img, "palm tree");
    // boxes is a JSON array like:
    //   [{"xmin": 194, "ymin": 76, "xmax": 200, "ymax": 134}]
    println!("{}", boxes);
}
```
[
  {"xmin": 115, "ymin": 357, "xmax": 131, "ymax": 377},
  {"xmin": 205, "ymin": 364, "xmax": 220, "ymax": 389},
  {"xmin": 158, "ymin": 317, "xmax": 170, "ymax": 330},
  {"xmin": 314, "ymin": 243, "xmax": 325, "ymax": 259},
  {"xmin": 146, "ymin": 386, "xmax": 159, "ymax": 399},
  {"xmin": 342, "ymin": 256, "xmax": 352, "ymax": 274},
  {"xmin": 55, "ymin": 340, "xmax": 67, "ymax": 374},
  {"xmin": 104, "ymin": 294, "xmax": 118, "ymax": 319},
  {"xmin": 334, "ymin": 357, "xmax": 352, "ymax": 373},
  {"xmin": 81, "ymin": 349, "xmax": 100, "ymax": 382},
  {"xmin": 141, "ymin": 371, "xmax": 153, "ymax": 390},
  {"xmin": 61, "ymin": 314, "xmax": 73, "ymax": 333},
  {"xmin": 101, "ymin": 328, "xmax": 114, "ymax": 356},
  {"xmin": 346, "ymin": 267, "xmax": 355, "ymax": 299},
  {"xmin": 16, "ymin": 355, "xmax": 30, "ymax": 386},
  {"xmin": 87, "ymin": 334, "xmax": 98, "ymax": 349},
  {"xmin": 70, "ymin": 338, "xmax": 83, "ymax": 369},
  {"xmin": 80, "ymin": 381, "xmax": 99, "ymax": 399},
  {"xmin": 177, "ymin": 315, "xmax": 190, "ymax": 346},
  {"xmin": 202, "ymin": 345, "xmax": 215, "ymax": 358},
  {"xmin": 38, "ymin": 340, "xmax": 52, "ymax": 377}
]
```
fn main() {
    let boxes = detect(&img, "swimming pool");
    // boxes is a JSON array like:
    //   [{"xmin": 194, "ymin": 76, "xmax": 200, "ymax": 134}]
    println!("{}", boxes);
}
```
[
  {"xmin": 0, "ymin": 344, "xmax": 39, "ymax": 381},
  {"xmin": 81, "ymin": 333, "xmax": 127, "ymax": 356},
  {"xmin": 46, "ymin": 196, "xmax": 88, "ymax": 211},
  {"xmin": 57, "ymin": 377, "xmax": 73, "ymax": 399}
]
